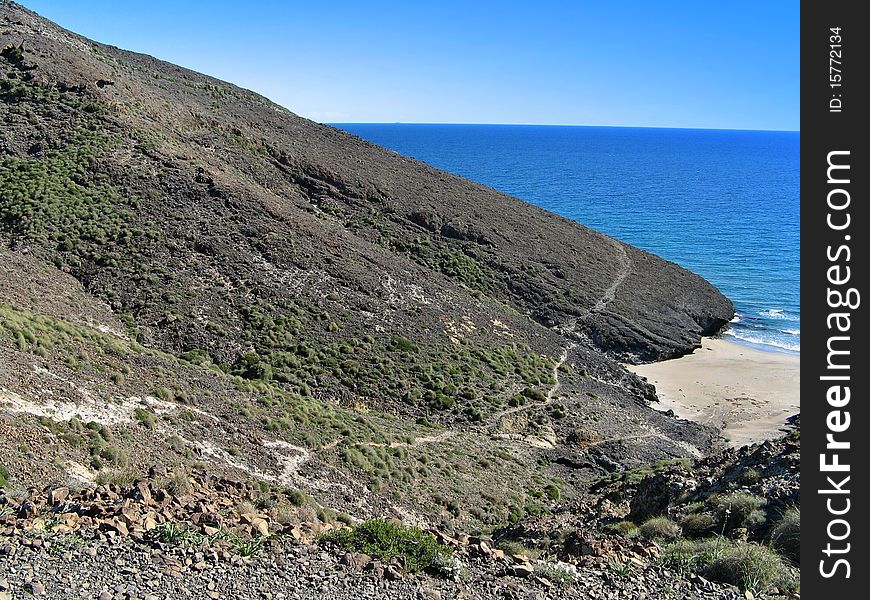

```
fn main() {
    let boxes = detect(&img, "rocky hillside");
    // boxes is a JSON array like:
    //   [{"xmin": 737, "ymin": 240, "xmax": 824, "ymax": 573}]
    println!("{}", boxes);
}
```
[{"xmin": 0, "ymin": 4, "xmax": 743, "ymax": 597}]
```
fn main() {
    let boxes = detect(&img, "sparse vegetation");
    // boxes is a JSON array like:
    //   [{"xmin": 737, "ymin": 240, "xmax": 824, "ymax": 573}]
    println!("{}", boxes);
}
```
[
  {"xmin": 708, "ymin": 492, "xmax": 767, "ymax": 530},
  {"xmin": 661, "ymin": 537, "xmax": 798, "ymax": 595},
  {"xmin": 680, "ymin": 511, "xmax": 716, "ymax": 536},
  {"xmin": 606, "ymin": 520, "xmax": 640, "ymax": 538},
  {"xmin": 319, "ymin": 518, "xmax": 451, "ymax": 573},
  {"xmin": 495, "ymin": 539, "xmax": 542, "ymax": 560},
  {"xmin": 156, "ymin": 468, "xmax": 193, "ymax": 496},
  {"xmin": 134, "ymin": 407, "xmax": 157, "ymax": 430},
  {"xmin": 770, "ymin": 507, "xmax": 800, "ymax": 563},
  {"xmin": 153, "ymin": 521, "xmax": 204, "ymax": 546},
  {"xmin": 639, "ymin": 516, "xmax": 681, "ymax": 541},
  {"xmin": 534, "ymin": 562, "xmax": 576, "ymax": 586},
  {"xmin": 94, "ymin": 468, "xmax": 137, "ymax": 487}
]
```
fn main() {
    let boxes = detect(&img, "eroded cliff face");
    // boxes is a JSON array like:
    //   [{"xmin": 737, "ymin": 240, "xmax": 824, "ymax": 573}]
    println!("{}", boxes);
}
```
[{"xmin": 1, "ymin": 1, "xmax": 732, "ymax": 527}]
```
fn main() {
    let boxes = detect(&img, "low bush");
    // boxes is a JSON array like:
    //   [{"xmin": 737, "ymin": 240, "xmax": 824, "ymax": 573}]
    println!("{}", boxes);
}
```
[
  {"xmin": 496, "ymin": 539, "xmax": 542, "ymax": 560},
  {"xmin": 680, "ymin": 512, "xmax": 716, "ymax": 536},
  {"xmin": 153, "ymin": 521, "xmax": 204, "ymax": 546},
  {"xmin": 770, "ymin": 507, "xmax": 800, "ymax": 563},
  {"xmin": 534, "ymin": 561, "xmax": 577, "ymax": 586},
  {"xmin": 708, "ymin": 492, "xmax": 767, "ymax": 530},
  {"xmin": 661, "ymin": 537, "xmax": 798, "ymax": 595},
  {"xmin": 639, "ymin": 516, "xmax": 681, "ymax": 541},
  {"xmin": 134, "ymin": 407, "xmax": 157, "ymax": 430},
  {"xmin": 319, "ymin": 518, "xmax": 451, "ymax": 573},
  {"xmin": 606, "ymin": 520, "xmax": 640, "ymax": 538},
  {"xmin": 94, "ymin": 468, "xmax": 137, "ymax": 487}
]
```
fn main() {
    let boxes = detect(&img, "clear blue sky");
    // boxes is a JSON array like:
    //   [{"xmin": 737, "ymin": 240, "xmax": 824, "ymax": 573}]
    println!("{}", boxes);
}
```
[{"xmin": 22, "ymin": 1, "xmax": 799, "ymax": 131}]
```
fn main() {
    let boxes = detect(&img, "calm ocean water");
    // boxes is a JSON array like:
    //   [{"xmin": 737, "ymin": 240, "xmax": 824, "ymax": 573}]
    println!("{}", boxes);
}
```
[{"xmin": 334, "ymin": 124, "xmax": 800, "ymax": 354}]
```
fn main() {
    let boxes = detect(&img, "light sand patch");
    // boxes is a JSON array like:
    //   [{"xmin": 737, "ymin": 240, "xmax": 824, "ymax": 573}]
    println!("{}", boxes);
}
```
[
  {"xmin": 262, "ymin": 439, "xmax": 312, "ymax": 482},
  {"xmin": 0, "ymin": 389, "xmax": 136, "ymax": 426},
  {"xmin": 627, "ymin": 338, "xmax": 799, "ymax": 448}
]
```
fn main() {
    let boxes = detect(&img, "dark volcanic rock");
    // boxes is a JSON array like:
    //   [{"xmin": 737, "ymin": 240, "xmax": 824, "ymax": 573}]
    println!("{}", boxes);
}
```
[
  {"xmin": 0, "ymin": 2, "xmax": 732, "ymax": 369},
  {"xmin": 0, "ymin": 5, "xmax": 738, "ymax": 584}
]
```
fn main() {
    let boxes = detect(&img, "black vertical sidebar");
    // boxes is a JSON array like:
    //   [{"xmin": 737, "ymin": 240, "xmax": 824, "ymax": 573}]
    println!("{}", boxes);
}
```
[{"xmin": 801, "ymin": 1, "xmax": 868, "ymax": 597}]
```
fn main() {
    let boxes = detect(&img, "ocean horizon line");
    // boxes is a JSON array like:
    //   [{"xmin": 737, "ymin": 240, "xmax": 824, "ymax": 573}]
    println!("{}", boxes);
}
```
[{"xmin": 324, "ymin": 122, "xmax": 801, "ymax": 134}]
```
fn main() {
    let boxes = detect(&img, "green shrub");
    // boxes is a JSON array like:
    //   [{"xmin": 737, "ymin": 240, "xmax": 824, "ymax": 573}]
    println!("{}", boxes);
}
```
[
  {"xmin": 180, "ymin": 348, "xmax": 213, "ymax": 366},
  {"xmin": 770, "ymin": 507, "xmax": 800, "ymax": 563},
  {"xmin": 739, "ymin": 468, "xmax": 761, "ymax": 485},
  {"xmin": 534, "ymin": 562, "xmax": 576, "ymax": 586},
  {"xmin": 156, "ymin": 468, "xmax": 192, "ymax": 496},
  {"xmin": 320, "ymin": 518, "xmax": 451, "ymax": 572},
  {"xmin": 153, "ymin": 522, "xmax": 205, "ymax": 546},
  {"xmin": 544, "ymin": 484, "xmax": 561, "ymax": 500},
  {"xmin": 496, "ymin": 540, "xmax": 542, "ymax": 560},
  {"xmin": 708, "ymin": 492, "xmax": 767, "ymax": 530},
  {"xmin": 521, "ymin": 387, "xmax": 546, "ymax": 402},
  {"xmin": 134, "ymin": 407, "xmax": 157, "ymax": 430},
  {"xmin": 153, "ymin": 387, "xmax": 175, "ymax": 402},
  {"xmin": 606, "ymin": 520, "xmax": 640, "ymax": 538},
  {"xmin": 94, "ymin": 468, "xmax": 136, "ymax": 487},
  {"xmin": 681, "ymin": 512, "xmax": 716, "ymax": 536},
  {"xmin": 640, "ymin": 516, "xmax": 681, "ymax": 541},
  {"xmin": 0, "ymin": 463, "xmax": 9, "ymax": 487},
  {"xmin": 661, "ymin": 537, "xmax": 798, "ymax": 595}
]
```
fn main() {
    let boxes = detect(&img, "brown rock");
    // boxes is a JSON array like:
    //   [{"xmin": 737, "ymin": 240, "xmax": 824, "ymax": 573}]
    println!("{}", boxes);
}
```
[
  {"xmin": 250, "ymin": 517, "xmax": 269, "ymax": 536},
  {"xmin": 340, "ymin": 552, "xmax": 372, "ymax": 569},
  {"xmin": 511, "ymin": 553, "xmax": 531, "ymax": 564},
  {"xmin": 100, "ymin": 518, "xmax": 129, "ymax": 536},
  {"xmin": 511, "ymin": 563, "xmax": 535, "ymax": 578},
  {"xmin": 49, "ymin": 487, "xmax": 70, "ymax": 506},
  {"xmin": 434, "ymin": 531, "xmax": 459, "ymax": 546},
  {"xmin": 384, "ymin": 564, "xmax": 404, "ymax": 580},
  {"xmin": 51, "ymin": 524, "xmax": 73, "ymax": 535},
  {"xmin": 137, "ymin": 481, "xmax": 153, "ymax": 505}
]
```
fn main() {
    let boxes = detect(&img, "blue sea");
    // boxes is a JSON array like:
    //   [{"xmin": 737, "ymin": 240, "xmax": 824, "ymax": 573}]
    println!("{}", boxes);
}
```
[{"xmin": 334, "ymin": 124, "xmax": 800, "ymax": 354}]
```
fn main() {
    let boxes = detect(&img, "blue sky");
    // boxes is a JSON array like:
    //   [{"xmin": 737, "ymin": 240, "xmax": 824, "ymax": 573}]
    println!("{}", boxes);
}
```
[{"xmin": 23, "ymin": 1, "xmax": 799, "ymax": 130}]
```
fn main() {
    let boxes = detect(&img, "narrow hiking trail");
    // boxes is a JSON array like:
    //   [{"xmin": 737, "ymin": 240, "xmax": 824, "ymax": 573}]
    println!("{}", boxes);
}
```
[
  {"xmin": 489, "ymin": 341, "xmax": 575, "ymax": 425},
  {"xmin": 358, "ymin": 430, "xmax": 457, "ymax": 450},
  {"xmin": 591, "ymin": 242, "xmax": 632, "ymax": 314},
  {"xmin": 586, "ymin": 430, "xmax": 704, "ymax": 459}
]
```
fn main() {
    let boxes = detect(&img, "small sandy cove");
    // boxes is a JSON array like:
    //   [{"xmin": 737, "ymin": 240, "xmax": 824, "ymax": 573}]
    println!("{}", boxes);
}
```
[{"xmin": 627, "ymin": 338, "xmax": 800, "ymax": 448}]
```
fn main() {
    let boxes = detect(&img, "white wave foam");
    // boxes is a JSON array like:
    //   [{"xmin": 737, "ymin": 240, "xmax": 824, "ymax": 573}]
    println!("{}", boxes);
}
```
[
  {"xmin": 730, "ymin": 313, "xmax": 742, "ymax": 324},
  {"xmin": 782, "ymin": 329, "xmax": 800, "ymax": 335},
  {"xmin": 724, "ymin": 330, "xmax": 800, "ymax": 352},
  {"xmin": 760, "ymin": 308, "xmax": 787, "ymax": 319}
]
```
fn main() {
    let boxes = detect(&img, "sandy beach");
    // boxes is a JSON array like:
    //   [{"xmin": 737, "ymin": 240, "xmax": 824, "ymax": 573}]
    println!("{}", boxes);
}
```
[{"xmin": 627, "ymin": 338, "xmax": 800, "ymax": 448}]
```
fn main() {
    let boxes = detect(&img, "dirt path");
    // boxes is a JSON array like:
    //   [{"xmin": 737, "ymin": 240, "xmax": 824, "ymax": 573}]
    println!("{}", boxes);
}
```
[
  {"xmin": 490, "ymin": 342, "xmax": 574, "ymax": 425},
  {"xmin": 587, "ymin": 429, "xmax": 704, "ymax": 459},
  {"xmin": 591, "ymin": 242, "xmax": 632, "ymax": 314},
  {"xmin": 358, "ymin": 430, "xmax": 457, "ymax": 449}
]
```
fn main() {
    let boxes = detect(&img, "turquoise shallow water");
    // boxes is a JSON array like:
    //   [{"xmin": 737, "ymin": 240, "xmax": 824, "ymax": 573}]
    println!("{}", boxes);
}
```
[{"xmin": 335, "ymin": 124, "xmax": 800, "ymax": 354}]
